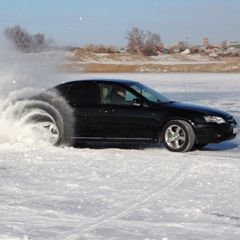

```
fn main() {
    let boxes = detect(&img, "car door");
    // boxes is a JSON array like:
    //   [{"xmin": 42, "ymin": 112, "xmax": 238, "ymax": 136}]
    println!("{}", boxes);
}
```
[
  {"xmin": 98, "ymin": 83, "xmax": 159, "ymax": 141},
  {"xmin": 63, "ymin": 81, "xmax": 101, "ymax": 138}
]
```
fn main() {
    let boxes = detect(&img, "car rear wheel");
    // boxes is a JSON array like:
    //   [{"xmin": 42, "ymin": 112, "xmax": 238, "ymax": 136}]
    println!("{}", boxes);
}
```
[
  {"xmin": 162, "ymin": 120, "xmax": 196, "ymax": 152},
  {"xmin": 30, "ymin": 117, "xmax": 61, "ymax": 145},
  {"xmin": 17, "ymin": 100, "xmax": 66, "ymax": 146}
]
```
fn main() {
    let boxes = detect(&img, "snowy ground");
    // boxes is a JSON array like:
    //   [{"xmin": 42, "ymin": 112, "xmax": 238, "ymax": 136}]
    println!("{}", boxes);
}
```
[{"xmin": 0, "ymin": 70, "xmax": 239, "ymax": 240}]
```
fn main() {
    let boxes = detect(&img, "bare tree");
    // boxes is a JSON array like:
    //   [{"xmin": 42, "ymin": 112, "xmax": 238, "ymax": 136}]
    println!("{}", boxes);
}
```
[
  {"xmin": 144, "ymin": 31, "xmax": 161, "ymax": 56},
  {"xmin": 4, "ymin": 25, "xmax": 54, "ymax": 52},
  {"xmin": 125, "ymin": 27, "xmax": 145, "ymax": 54},
  {"xmin": 126, "ymin": 27, "xmax": 161, "ymax": 55},
  {"xmin": 33, "ymin": 33, "xmax": 46, "ymax": 50},
  {"xmin": 4, "ymin": 25, "xmax": 33, "ymax": 51}
]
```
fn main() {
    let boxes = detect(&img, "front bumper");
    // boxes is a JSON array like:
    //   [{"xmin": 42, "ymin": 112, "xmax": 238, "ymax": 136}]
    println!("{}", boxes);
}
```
[{"xmin": 194, "ymin": 123, "xmax": 238, "ymax": 144}]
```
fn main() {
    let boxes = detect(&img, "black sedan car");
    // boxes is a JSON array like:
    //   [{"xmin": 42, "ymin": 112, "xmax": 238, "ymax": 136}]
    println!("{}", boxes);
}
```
[{"xmin": 17, "ymin": 79, "xmax": 238, "ymax": 152}]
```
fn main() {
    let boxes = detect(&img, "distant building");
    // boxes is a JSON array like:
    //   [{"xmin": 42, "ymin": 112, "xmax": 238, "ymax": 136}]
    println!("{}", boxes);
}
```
[
  {"xmin": 204, "ymin": 38, "xmax": 209, "ymax": 47},
  {"xmin": 229, "ymin": 42, "xmax": 240, "ymax": 49}
]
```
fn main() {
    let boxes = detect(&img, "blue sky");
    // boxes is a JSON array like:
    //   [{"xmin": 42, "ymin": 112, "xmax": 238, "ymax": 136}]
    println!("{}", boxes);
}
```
[{"xmin": 1, "ymin": 0, "xmax": 240, "ymax": 47}]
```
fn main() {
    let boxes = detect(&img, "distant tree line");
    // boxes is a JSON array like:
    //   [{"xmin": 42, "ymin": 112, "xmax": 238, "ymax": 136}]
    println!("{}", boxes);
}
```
[
  {"xmin": 2, "ymin": 25, "xmax": 166, "ymax": 56},
  {"xmin": 3, "ymin": 25, "xmax": 54, "ymax": 52},
  {"xmin": 4, "ymin": 25, "xmax": 236, "ymax": 57},
  {"xmin": 68, "ymin": 27, "xmax": 163, "ymax": 56}
]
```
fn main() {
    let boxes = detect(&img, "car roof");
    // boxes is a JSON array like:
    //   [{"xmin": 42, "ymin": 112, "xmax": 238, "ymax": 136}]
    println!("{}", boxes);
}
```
[{"xmin": 55, "ymin": 78, "xmax": 139, "ymax": 88}]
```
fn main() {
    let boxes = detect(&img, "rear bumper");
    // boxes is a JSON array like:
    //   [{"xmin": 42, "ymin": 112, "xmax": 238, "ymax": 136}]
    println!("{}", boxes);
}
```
[{"xmin": 195, "ymin": 123, "xmax": 238, "ymax": 144}]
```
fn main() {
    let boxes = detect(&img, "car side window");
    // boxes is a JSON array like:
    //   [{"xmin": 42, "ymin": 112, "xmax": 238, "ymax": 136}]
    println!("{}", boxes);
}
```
[
  {"xmin": 55, "ymin": 85, "xmax": 71, "ymax": 97},
  {"xmin": 99, "ymin": 84, "xmax": 136, "ymax": 105},
  {"xmin": 65, "ymin": 82, "xmax": 97, "ymax": 106}
]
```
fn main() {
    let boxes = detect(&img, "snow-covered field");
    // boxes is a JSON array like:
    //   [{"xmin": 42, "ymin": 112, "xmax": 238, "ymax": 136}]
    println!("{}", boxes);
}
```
[{"xmin": 0, "ymin": 62, "xmax": 239, "ymax": 240}]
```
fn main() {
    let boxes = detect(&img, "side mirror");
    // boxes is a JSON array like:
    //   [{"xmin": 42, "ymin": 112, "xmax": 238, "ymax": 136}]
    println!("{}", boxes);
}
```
[{"xmin": 132, "ymin": 98, "xmax": 144, "ymax": 107}]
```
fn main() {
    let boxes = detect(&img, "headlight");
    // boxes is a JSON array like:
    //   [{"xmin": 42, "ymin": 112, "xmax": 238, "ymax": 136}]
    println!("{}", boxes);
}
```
[{"xmin": 204, "ymin": 116, "xmax": 226, "ymax": 124}]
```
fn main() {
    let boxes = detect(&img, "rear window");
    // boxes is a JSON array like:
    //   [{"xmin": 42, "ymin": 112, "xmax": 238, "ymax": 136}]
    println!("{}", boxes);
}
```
[{"xmin": 65, "ymin": 82, "xmax": 97, "ymax": 105}]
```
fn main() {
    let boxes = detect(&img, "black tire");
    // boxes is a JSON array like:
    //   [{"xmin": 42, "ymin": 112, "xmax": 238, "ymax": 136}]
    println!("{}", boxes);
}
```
[
  {"xmin": 23, "ymin": 114, "xmax": 62, "ymax": 145},
  {"xmin": 162, "ymin": 120, "xmax": 196, "ymax": 152},
  {"xmin": 16, "ymin": 100, "xmax": 68, "ymax": 146}
]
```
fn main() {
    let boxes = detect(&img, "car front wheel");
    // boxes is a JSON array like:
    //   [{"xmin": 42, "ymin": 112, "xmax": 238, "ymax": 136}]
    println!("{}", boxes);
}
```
[{"xmin": 162, "ymin": 120, "xmax": 196, "ymax": 152}]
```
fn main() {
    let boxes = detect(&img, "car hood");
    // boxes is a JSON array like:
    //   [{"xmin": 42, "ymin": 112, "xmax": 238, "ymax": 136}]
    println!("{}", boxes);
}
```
[{"xmin": 157, "ymin": 101, "xmax": 231, "ymax": 118}]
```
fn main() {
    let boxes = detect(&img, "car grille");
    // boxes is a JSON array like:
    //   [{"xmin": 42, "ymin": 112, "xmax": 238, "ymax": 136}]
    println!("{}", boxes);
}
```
[{"xmin": 226, "ymin": 116, "xmax": 237, "ymax": 124}]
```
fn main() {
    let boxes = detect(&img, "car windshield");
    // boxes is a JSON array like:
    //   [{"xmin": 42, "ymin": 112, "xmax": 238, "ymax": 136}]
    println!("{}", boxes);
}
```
[{"xmin": 128, "ymin": 82, "xmax": 170, "ymax": 103}]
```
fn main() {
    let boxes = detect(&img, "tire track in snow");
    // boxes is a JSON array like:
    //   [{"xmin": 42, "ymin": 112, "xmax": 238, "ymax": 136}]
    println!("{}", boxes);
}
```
[{"xmin": 54, "ymin": 158, "xmax": 192, "ymax": 240}]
